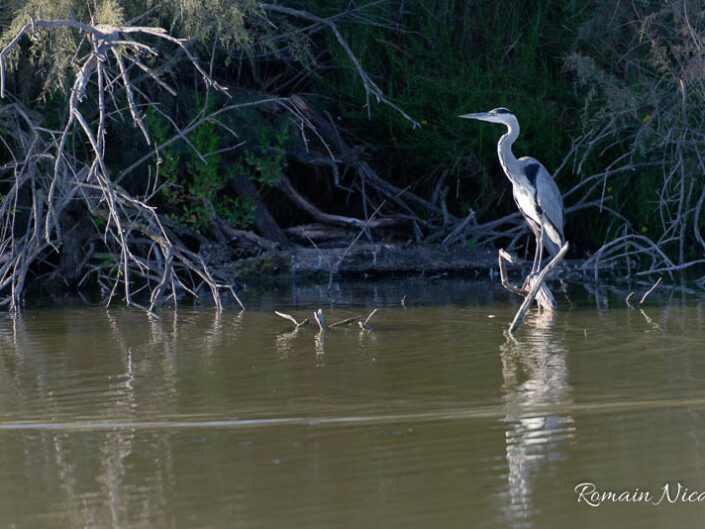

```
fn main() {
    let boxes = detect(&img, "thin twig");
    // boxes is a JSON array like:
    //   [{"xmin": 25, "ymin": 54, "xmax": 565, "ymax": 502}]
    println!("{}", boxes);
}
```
[
  {"xmin": 639, "ymin": 276, "xmax": 662, "ymax": 305},
  {"xmin": 327, "ymin": 200, "xmax": 386, "ymax": 289},
  {"xmin": 258, "ymin": 3, "xmax": 419, "ymax": 127},
  {"xmin": 625, "ymin": 291, "xmax": 635, "ymax": 308}
]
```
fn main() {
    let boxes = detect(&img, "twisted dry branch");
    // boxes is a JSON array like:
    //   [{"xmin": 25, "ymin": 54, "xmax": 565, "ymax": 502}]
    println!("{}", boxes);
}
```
[{"xmin": 0, "ymin": 17, "xmax": 241, "ymax": 313}]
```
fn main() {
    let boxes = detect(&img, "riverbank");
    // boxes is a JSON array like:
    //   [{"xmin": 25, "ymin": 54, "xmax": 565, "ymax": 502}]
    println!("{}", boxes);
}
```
[{"xmin": 226, "ymin": 242, "xmax": 589, "ymax": 283}]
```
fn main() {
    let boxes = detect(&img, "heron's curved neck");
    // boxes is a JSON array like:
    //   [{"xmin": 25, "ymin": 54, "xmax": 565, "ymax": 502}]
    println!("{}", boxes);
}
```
[{"xmin": 497, "ymin": 122, "xmax": 521, "ymax": 184}]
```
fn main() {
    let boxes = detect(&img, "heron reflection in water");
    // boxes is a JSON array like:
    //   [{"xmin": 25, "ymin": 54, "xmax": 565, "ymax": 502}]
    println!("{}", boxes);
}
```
[{"xmin": 498, "ymin": 311, "xmax": 574, "ymax": 522}]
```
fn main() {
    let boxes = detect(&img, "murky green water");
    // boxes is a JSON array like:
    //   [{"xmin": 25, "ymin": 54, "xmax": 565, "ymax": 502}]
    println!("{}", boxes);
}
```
[{"xmin": 1, "ymin": 278, "xmax": 705, "ymax": 528}]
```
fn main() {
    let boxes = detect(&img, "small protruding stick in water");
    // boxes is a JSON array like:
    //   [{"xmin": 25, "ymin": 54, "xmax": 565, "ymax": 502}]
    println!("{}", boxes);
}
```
[
  {"xmin": 275, "ymin": 311, "xmax": 309, "ymax": 329},
  {"xmin": 639, "ymin": 276, "xmax": 662, "ymax": 305},
  {"xmin": 625, "ymin": 291, "xmax": 636, "ymax": 308},
  {"xmin": 498, "ymin": 249, "xmax": 528, "ymax": 296},
  {"xmin": 313, "ymin": 308, "xmax": 327, "ymax": 331},
  {"xmin": 499, "ymin": 248, "xmax": 555, "ymax": 311},
  {"xmin": 329, "ymin": 316, "xmax": 361, "ymax": 327},
  {"xmin": 358, "ymin": 308, "xmax": 379, "ymax": 330}
]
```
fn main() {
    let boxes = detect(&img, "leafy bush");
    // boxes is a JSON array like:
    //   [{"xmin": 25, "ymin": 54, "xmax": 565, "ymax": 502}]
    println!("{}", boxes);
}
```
[
  {"xmin": 303, "ymin": 0, "xmax": 580, "ymax": 219},
  {"xmin": 147, "ymin": 96, "xmax": 289, "ymax": 233}
]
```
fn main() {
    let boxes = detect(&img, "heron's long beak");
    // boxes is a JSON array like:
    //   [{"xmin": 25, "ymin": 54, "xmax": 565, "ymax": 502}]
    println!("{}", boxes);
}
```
[{"xmin": 458, "ymin": 112, "xmax": 492, "ymax": 121}]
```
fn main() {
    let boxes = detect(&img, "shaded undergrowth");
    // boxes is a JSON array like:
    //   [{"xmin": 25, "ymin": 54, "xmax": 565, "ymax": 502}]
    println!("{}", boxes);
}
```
[{"xmin": 0, "ymin": 0, "xmax": 703, "ymax": 312}]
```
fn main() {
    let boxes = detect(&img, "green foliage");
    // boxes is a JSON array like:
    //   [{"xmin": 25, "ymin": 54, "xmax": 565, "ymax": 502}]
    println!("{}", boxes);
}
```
[
  {"xmin": 148, "ymin": 108, "xmax": 248, "ymax": 232},
  {"xmin": 162, "ymin": 0, "xmax": 259, "ymax": 49},
  {"xmin": 0, "ymin": 0, "xmax": 130, "ymax": 98},
  {"xmin": 0, "ymin": 0, "xmax": 263, "ymax": 100},
  {"xmin": 95, "ymin": 0, "xmax": 124, "ymax": 25},
  {"xmin": 233, "ymin": 123, "xmax": 290, "ymax": 187},
  {"xmin": 181, "ymin": 115, "xmax": 256, "ymax": 232},
  {"xmin": 147, "ymin": 96, "xmax": 288, "ymax": 233},
  {"xmin": 1, "ymin": 0, "xmax": 78, "ymax": 98},
  {"xmin": 303, "ymin": 0, "xmax": 580, "ymax": 219}
]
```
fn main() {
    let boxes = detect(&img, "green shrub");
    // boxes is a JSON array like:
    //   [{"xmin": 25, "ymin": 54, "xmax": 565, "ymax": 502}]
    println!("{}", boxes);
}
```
[
  {"xmin": 296, "ymin": 0, "xmax": 581, "ymax": 220},
  {"xmin": 147, "ymin": 96, "xmax": 289, "ymax": 233}
]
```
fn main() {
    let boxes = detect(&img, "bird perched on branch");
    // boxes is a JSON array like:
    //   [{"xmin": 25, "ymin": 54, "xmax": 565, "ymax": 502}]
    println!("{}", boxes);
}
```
[{"xmin": 459, "ymin": 108, "xmax": 565, "ymax": 274}]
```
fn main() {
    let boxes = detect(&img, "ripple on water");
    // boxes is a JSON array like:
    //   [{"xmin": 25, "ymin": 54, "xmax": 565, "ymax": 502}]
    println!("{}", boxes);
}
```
[{"xmin": 0, "ymin": 280, "xmax": 704, "ymax": 528}]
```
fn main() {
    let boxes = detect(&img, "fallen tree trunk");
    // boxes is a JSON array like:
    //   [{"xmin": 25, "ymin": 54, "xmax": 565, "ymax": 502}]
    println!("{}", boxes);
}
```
[{"xmin": 234, "ymin": 243, "xmax": 498, "ymax": 277}]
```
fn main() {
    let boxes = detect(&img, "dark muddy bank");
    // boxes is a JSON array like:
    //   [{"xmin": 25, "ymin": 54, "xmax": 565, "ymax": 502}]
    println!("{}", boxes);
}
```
[{"xmin": 227, "ymin": 242, "xmax": 588, "ymax": 282}]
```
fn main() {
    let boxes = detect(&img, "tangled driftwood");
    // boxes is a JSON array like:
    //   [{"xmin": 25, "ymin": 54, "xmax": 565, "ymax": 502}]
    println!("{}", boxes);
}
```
[{"xmin": 0, "ymin": 18, "xmax": 243, "ymax": 315}]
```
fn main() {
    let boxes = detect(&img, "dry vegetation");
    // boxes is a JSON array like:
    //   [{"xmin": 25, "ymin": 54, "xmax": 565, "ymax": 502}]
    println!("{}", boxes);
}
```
[
  {"xmin": 0, "ymin": 0, "xmax": 702, "ymax": 313},
  {"xmin": 565, "ymin": 0, "xmax": 705, "ymax": 284}
]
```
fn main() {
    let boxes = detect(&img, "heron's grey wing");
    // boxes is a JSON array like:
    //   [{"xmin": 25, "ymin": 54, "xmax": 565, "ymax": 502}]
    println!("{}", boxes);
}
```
[
  {"xmin": 536, "ymin": 167, "xmax": 564, "ymax": 230},
  {"xmin": 520, "ymin": 158, "xmax": 565, "ymax": 247}
]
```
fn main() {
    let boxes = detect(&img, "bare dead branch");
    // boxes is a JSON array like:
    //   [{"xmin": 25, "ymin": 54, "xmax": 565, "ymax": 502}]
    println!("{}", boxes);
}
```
[
  {"xmin": 508, "ymin": 241, "xmax": 569, "ymax": 333},
  {"xmin": 258, "ymin": 3, "xmax": 419, "ymax": 128},
  {"xmin": 0, "ymin": 16, "xmax": 242, "ymax": 313}
]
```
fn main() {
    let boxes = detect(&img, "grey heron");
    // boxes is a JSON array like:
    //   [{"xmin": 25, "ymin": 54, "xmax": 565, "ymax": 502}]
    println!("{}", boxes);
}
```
[{"xmin": 459, "ymin": 108, "xmax": 565, "ymax": 274}]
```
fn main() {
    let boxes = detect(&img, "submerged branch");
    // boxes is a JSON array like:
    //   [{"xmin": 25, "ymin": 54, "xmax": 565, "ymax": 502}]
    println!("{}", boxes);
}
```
[{"xmin": 508, "ymin": 242, "xmax": 569, "ymax": 334}]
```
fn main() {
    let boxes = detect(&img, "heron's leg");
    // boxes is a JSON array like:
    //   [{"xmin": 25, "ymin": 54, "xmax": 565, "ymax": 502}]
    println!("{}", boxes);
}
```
[{"xmin": 531, "ymin": 225, "xmax": 545, "ymax": 276}]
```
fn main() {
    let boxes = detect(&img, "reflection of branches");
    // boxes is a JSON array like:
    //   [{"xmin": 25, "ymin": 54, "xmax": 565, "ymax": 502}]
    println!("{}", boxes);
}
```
[
  {"xmin": 275, "ymin": 328, "xmax": 301, "ymax": 357},
  {"xmin": 314, "ymin": 330, "xmax": 325, "ymax": 360},
  {"xmin": 638, "ymin": 308, "xmax": 664, "ymax": 332},
  {"xmin": 98, "ymin": 430, "xmax": 135, "ymax": 528}
]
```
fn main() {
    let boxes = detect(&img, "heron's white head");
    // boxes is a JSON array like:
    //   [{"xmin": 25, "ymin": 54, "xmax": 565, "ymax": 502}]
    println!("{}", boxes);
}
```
[{"xmin": 458, "ymin": 108, "xmax": 518, "ymax": 127}]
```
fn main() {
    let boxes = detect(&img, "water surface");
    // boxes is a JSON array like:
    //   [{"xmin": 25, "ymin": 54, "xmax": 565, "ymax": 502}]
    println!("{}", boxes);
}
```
[{"xmin": 1, "ymin": 279, "xmax": 705, "ymax": 528}]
